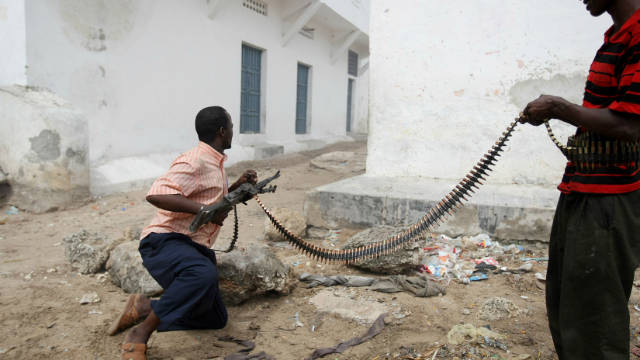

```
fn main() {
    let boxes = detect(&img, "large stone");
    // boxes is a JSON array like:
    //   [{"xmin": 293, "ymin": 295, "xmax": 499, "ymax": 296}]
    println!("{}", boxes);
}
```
[
  {"xmin": 64, "ymin": 230, "xmax": 123, "ymax": 274},
  {"xmin": 343, "ymin": 226, "xmax": 422, "ymax": 275},
  {"xmin": 263, "ymin": 207, "xmax": 306, "ymax": 242},
  {"xmin": 106, "ymin": 241, "xmax": 163, "ymax": 296},
  {"xmin": 309, "ymin": 151, "xmax": 365, "ymax": 173},
  {"xmin": 309, "ymin": 288, "xmax": 392, "ymax": 324},
  {"xmin": 217, "ymin": 245, "xmax": 295, "ymax": 305}
]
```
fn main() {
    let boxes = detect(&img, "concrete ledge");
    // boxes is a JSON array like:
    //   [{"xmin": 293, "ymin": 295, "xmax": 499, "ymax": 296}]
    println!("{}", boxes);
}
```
[{"xmin": 303, "ymin": 175, "xmax": 560, "ymax": 242}]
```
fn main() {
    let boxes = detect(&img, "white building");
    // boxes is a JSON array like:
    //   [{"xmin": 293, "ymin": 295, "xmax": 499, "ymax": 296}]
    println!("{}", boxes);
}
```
[
  {"xmin": 305, "ymin": 1, "xmax": 611, "ymax": 241},
  {"xmin": 0, "ymin": 0, "xmax": 370, "ymax": 210}
]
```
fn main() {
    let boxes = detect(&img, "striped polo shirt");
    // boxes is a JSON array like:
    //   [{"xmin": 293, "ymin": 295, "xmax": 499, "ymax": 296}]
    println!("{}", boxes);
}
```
[
  {"xmin": 140, "ymin": 142, "xmax": 228, "ymax": 247},
  {"xmin": 559, "ymin": 8, "xmax": 640, "ymax": 194}
]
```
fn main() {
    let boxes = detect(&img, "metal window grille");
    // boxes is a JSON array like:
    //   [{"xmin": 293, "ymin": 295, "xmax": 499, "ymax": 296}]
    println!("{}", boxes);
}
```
[
  {"xmin": 296, "ymin": 64, "xmax": 310, "ymax": 134},
  {"xmin": 348, "ymin": 50, "xmax": 358, "ymax": 77},
  {"xmin": 240, "ymin": 45, "xmax": 262, "ymax": 133},
  {"xmin": 243, "ymin": 0, "xmax": 267, "ymax": 16}
]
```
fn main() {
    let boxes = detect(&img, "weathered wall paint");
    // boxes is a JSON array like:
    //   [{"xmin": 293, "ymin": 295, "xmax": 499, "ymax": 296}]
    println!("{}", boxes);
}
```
[
  {"xmin": 368, "ymin": 1, "xmax": 610, "ymax": 186},
  {"xmin": 0, "ymin": 86, "xmax": 89, "ymax": 212},
  {"xmin": 0, "ymin": 0, "xmax": 27, "ymax": 85}
]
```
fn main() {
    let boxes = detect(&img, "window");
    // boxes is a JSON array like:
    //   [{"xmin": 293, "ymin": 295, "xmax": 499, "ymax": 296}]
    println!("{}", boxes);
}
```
[
  {"xmin": 240, "ymin": 44, "xmax": 263, "ymax": 133},
  {"xmin": 296, "ymin": 63, "xmax": 311, "ymax": 134},
  {"xmin": 348, "ymin": 50, "xmax": 358, "ymax": 77},
  {"xmin": 242, "ymin": 0, "xmax": 267, "ymax": 16}
]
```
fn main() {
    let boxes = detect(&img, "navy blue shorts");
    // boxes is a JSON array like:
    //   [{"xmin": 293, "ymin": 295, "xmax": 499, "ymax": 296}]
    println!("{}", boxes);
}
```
[{"xmin": 139, "ymin": 232, "xmax": 228, "ymax": 332}]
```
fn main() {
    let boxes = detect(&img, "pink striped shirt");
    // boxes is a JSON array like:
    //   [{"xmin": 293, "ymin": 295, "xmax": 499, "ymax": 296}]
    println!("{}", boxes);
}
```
[{"xmin": 140, "ymin": 142, "xmax": 228, "ymax": 248}]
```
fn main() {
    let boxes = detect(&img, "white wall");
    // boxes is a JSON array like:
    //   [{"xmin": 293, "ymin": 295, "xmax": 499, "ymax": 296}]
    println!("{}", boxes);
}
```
[
  {"xmin": 0, "ymin": 85, "xmax": 89, "ymax": 211},
  {"xmin": 368, "ymin": 1, "xmax": 610, "ymax": 186},
  {"xmin": 0, "ymin": 0, "xmax": 27, "ymax": 85},
  {"xmin": 24, "ymin": 0, "xmax": 364, "ymax": 174}
]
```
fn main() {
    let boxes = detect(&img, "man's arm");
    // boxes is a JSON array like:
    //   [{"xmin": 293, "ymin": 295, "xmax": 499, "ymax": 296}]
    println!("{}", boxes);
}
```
[
  {"xmin": 522, "ymin": 95, "xmax": 640, "ymax": 141},
  {"xmin": 146, "ymin": 194, "xmax": 229, "ymax": 225},
  {"xmin": 146, "ymin": 194, "xmax": 202, "ymax": 214}
]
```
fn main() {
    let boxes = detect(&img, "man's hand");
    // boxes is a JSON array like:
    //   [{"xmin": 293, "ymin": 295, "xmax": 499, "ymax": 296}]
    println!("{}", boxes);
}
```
[
  {"xmin": 238, "ymin": 170, "xmax": 258, "ymax": 185},
  {"xmin": 209, "ymin": 208, "xmax": 230, "ymax": 226},
  {"xmin": 520, "ymin": 95, "xmax": 569, "ymax": 126},
  {"xmin": 229, "ymin": 170, "xmax": 258, "ymax": 192}
]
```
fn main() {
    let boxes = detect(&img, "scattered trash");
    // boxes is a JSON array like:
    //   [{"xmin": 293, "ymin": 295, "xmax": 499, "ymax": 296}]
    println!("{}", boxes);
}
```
[
  {"xmin": 47, "ymin": 322, "xmax": 56, "ymax": 329},
  {"xmin": 6, "ymin": 206, "xmax": 19, "ymax": 215},
  {"xmin": 634, "ymin": 304, "xmax": 640, "ymax": 313},
  {"xmin": 24, "ymin": 272, "xmax": 32, "ymax": 280},
  {"xmin": 293, "ymin": 312, "xmax": 304, "ymax": 328},
  {"xmin": 474, "ymin": 257, "xmax": 499, "ymax": 266},
  {"xmin": 47, "ymin": 268, "xmax": 57, "ymax": 273},
  {"xmin": 88, "ymin": 309, "xmax": 103, "ymax": 315},
  {"xmin": 535, "ymin": 272, "xmax": 546, "ymax": 281},
  {"xmin": 483, "ymin": 335, "xmax": 508, "ymax": 350},
  {"xmin": 80, "ymin": 292, "xmax": 101, "ymax": 305},
  {"xmin": 0, "ymin": 216, "xmax": 7, "ymax": 225},
  {"xmin": 462, "ymin": 308, "xmax": 471, "ymax": 315},
  {"xmin": 521, "ymin": 257, "xmax": 549, "ymax": 262},
  {"xmin": 468, "ymin": 274, "xmax": 488, "ymax": 282}
]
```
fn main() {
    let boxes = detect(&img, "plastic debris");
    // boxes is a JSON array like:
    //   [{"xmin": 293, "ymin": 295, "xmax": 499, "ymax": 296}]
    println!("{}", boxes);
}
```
[
  {"xmin": 6, "ymin": 206, "xmax": 19, "ymax": 215},
  {"xmin": 474, "ymin": 257, "xmax": 499, "ymax": 266},
  {"xmin": 535, "ymin": 272, "xmax": 546, "ymax": 281},
  {"xmin": 293, "ymin": 312, "xmax": 304, "ymax": 327},
  {"xmin": 521, "ymin": 257, "xmax": 549, "ymax": 262},
  {"xmin": 468, "ymin": 274, "xmax": 488, "ymax": 282}
]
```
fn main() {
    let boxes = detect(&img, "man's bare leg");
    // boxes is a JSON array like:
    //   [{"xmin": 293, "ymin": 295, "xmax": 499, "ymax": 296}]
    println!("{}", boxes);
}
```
[{"xmin": 124, "ymin": 310, "xmax": 161, "ymax": 344}]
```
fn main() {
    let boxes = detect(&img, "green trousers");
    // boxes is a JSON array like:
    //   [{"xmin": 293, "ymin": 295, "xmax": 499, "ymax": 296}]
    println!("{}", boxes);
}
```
[{"xmin": 547, "ymin": 190, "xmax": 640, "ymax": 359}]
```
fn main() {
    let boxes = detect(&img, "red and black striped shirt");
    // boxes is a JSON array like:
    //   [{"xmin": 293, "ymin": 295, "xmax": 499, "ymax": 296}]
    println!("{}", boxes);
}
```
[{"xmin": 559, "ymin": 9, "xmax": 640, "ymax": 194}]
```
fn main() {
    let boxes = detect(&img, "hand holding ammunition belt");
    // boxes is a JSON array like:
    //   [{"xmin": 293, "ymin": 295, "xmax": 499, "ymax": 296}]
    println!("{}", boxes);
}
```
[{"xmin": 544, "ymin": 120, "xmax": 640, "ymax": 172}]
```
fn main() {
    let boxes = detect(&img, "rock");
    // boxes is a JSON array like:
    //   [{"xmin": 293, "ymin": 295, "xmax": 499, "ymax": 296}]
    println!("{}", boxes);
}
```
[
  {"xmin": 343, "ymin": 226, "xmax": 422, "ymax": 275},
  {"xmin": 309, "ymin": 288, "xmax": 392, "ymax": 324},
  {"xmin": 515, "ymin": 354, "xmax": 532, "ymax": 360},
  {"xmin": 63, "ymin": 230, "xmax": 124, "ymax": 274},
  {"xmin": 447, "ymin": 323, "xmax": 505, "ymax": 345},
  {"xmin": 307, "ymin": 226, "xmax": 332, "ymax": 239},
  {"xmin": 79, "ymin": 292, "xmax": 100, "ymax": 304},
  {"xmin": 217, "ymin": 245, "xmax": 295, "ymax": 305},
  {"xmin": 263, "ymin": 207, "xmax": 306, "ymax": 242},
  {"xmin": 478, "ymin": 297, "xmax": 522, "ymax": 321},
  {"xmin": 630, "ymin": 287, "xmax": 640, "ymax": 305},
  {"xmin": 106, "ymin": 241, "xmax": 163, "ymax": 296},
  {"xmin": 517, "ymin": 262, "xmax": 533, "ymax": 273},
  {"xmin": 309, "ymin": 151, "xmax": 365, "ymax": 173}
]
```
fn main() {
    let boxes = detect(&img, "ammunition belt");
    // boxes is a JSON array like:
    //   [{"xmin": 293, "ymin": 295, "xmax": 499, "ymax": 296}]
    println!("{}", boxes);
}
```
[
  {"xmin": 544, "ymin": 121, "xmax": 640, "ymax": 172},
  {"xmin": 256, "ymin": 119, "xmax": 520, "ymax": 264}
]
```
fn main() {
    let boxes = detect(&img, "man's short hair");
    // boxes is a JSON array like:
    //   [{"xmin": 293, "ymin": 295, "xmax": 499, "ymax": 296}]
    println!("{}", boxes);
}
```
[{"xmin": 195, "ymin": 106, "xmax": 229, "ymax": 143}]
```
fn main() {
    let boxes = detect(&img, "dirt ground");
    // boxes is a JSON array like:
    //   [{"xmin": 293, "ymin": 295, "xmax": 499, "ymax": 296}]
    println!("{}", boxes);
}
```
[{"xmin": 2, "ymin": 139, "xmax": 640, "ymax": 360}]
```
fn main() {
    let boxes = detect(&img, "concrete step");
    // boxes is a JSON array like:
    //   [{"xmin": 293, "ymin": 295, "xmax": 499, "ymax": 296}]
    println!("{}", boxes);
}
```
[{"xmin": 304, "ymin": 175, "xmax": 560, "ymax": 242}]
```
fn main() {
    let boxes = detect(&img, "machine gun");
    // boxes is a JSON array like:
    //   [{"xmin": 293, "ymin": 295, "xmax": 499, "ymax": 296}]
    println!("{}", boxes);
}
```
[{"xmin": 189, "ymin": 170, "xmax": 280, "ymax": 233}]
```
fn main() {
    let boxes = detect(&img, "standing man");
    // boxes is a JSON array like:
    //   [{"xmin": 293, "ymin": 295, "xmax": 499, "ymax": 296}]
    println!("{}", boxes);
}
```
[
  {"xmin": 108, "ymin": 106, "xmax": 257, "ymax": 360},
  {"xmin": 519, "ymin": 0, "xmax": 640, "ymax": 358}
]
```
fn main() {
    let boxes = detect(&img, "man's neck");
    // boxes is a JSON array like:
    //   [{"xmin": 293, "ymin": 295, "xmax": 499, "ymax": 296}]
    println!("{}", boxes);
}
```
[
  {"xmin": 609, "ymin": 0, "xmax": 640, "ymax": 32},
  {"xmin": 206, "ymin": 141, "xmax": 225, "ymax": 155}
]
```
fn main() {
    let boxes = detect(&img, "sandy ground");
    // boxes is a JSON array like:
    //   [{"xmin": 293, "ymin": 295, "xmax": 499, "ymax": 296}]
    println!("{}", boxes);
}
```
[{"xmin": 1, "ymin": 139, "xmax": 640, "ymax": 360}]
